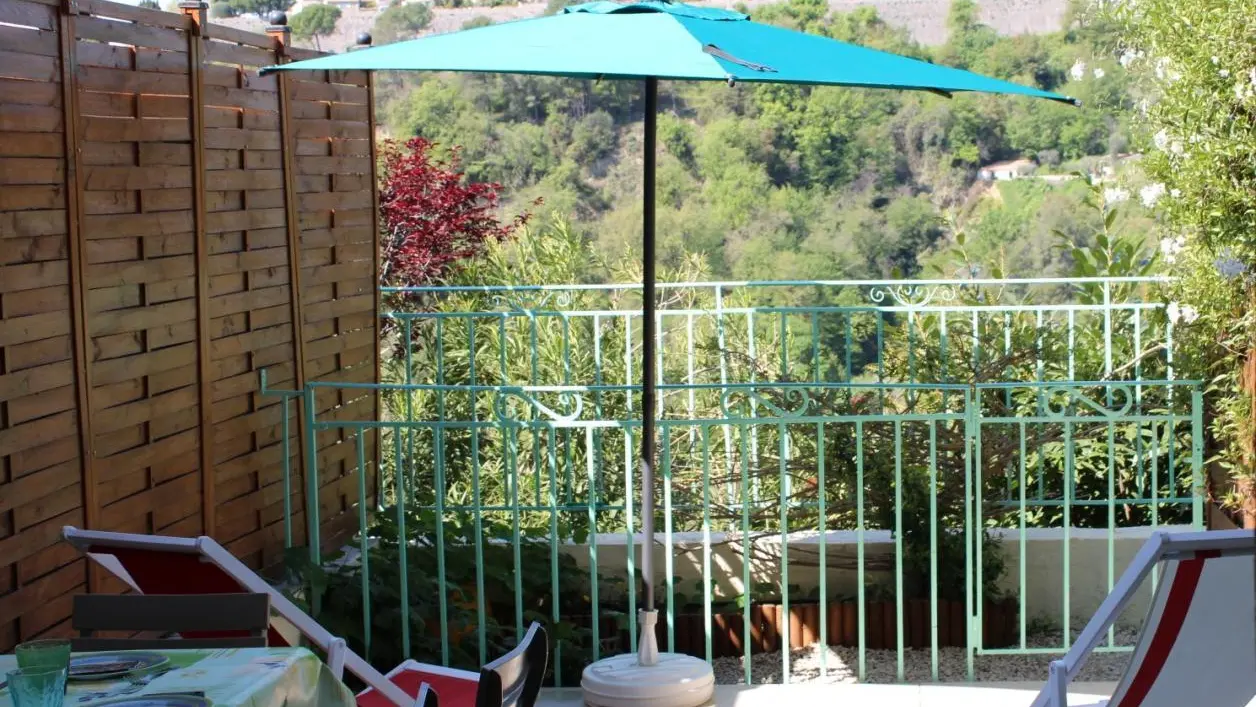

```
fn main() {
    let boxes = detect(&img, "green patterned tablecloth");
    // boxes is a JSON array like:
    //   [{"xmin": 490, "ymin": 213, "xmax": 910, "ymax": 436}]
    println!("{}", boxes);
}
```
[{"xmin": 0, "ymin": 648, "xmax": 355, "ymax": 707}]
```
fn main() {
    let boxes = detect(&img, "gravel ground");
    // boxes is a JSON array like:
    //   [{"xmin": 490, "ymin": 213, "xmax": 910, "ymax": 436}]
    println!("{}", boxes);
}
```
[{"xmin": 710, "ymin": 628, "xmax": 1136, "ymax": 684}]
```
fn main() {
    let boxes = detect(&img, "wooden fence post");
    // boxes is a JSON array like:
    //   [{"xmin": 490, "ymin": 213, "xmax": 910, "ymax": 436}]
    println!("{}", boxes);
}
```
[
  {"xmin": 355, "ymin": 31, "xmax": 383, "ymax": 508},
  {"xmin": 58, "ymin": 0, "xmax": 98, "ymax": 592},
  {"xmin": 267, "ymin": 14, "xmax": 311, "ymax": 546},
  {"xmin": 180, "ymin": 0, "xmax": 214, "ymax": 538}
]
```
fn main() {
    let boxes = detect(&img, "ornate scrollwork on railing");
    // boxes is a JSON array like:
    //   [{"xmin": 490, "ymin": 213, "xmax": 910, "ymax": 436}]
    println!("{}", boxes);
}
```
[
  {"xmin": 493, "ymin": 389, "xmax": 585, "ymax": 422},
  {"xmin": 720, "ymin": 387, "xmax": 813, "ymax": 419},
  {"xmin": 1043, "ymin": 385, "xmax": 1134, "ymax": 418},
  {"xmin": 489, "ymin": 290, "xmax": 575, "ymax": 313},
  {"xmin": 867, "ymin": 284, "xmax": 959, "ymax": 308}
]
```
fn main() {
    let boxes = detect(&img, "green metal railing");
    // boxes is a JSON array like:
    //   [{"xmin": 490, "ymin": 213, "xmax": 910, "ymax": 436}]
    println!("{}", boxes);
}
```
[{"xmin": 264, "ymin": 277, "xmax": 1204, "ymax": 685}]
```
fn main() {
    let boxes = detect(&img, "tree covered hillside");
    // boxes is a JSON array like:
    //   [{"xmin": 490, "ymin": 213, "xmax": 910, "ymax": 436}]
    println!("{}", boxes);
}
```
[{"xmin": 376, "ymin": 0, "xmax": 1161, "ymax": 284}]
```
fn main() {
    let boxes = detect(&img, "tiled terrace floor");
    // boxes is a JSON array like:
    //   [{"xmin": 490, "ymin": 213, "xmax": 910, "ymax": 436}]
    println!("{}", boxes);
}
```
[{"xmin": 539, "ymin": 681, "xmax": 1114, "ymax": 706}]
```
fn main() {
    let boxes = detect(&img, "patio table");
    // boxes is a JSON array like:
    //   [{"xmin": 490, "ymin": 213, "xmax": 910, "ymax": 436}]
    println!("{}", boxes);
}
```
[{"xmin": 0, "ymin": 647, "xmax": 355, "ymax": 707}]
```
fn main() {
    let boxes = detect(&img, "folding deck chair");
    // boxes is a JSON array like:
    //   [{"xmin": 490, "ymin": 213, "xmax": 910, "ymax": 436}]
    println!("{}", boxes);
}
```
[
  {"xmin": 62, "ymin": 526, "xmax": 543, "ymax": 707},
  {"xmin": 1032, "ymin": 529, "xmax": 1256, "ymax": 707}
]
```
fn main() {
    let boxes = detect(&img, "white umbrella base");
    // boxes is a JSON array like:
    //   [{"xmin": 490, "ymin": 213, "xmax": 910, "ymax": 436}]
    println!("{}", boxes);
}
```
[{"xmin": 581, "ymin": 652, "xmax": 715, "ymax": 707}]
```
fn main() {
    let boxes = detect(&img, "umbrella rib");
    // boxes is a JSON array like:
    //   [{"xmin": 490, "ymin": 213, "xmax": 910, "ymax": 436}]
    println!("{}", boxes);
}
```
[{"xmin": 701, "ymin": 44, "xmax": 776, "ymax": 73}]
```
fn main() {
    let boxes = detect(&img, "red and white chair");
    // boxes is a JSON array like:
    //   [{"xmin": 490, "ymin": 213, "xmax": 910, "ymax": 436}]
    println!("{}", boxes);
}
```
[
  {"xmin": 62, "ymin": 526, "xmax": 546, "ymax": 707},
  {"xmin": 1033, "ymin": 529, "xmax": 1256, "ymax": 707}
]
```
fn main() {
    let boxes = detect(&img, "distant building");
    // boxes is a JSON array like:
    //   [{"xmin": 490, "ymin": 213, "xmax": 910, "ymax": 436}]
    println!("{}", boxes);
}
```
[{"xmin": 978, "ymin": 158, "xmax": 1037, "ymax": 181}]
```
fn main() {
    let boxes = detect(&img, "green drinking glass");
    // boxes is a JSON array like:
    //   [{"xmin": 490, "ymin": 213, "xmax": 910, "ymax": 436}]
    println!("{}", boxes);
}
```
[
  {"xmin": 5, "ymin": 667, "xmax": 68, "ymax": 707},
  {"xmin": 14, "ymin": 640, "xmax": 71, "ymax": 672}
]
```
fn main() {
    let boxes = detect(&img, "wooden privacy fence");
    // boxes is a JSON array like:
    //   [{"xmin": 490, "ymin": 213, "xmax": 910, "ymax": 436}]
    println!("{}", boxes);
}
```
[{"xmin": 0, "ymin": 0, "xmax": 380, "ymax": 648}]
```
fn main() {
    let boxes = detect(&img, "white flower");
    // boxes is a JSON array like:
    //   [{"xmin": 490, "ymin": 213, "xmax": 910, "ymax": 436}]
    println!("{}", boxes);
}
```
[
  {"xmin": 1220, "ymin": 69, "xmax": 1231, "ymax": 78},
  {"xmin": 1119, "ymin": 51, "xmax": 1135, "ymax": 67},
  {"xmin": 1170, "ymin": 188, "xmax": 1182, "ymax": 198},
  {"xmin": 1104, "ymin": 187, "xmax": 1130, "ymax": 204},
  {"xmin": 1140, "ymin": 183, "xmax": 1166, "ymax": 208},
  {"xmin": 1170, "ymin": 140, "xmax": 1184, "ymax": 156},
  {"xmin": 1093, "ymin": 68, "xmax": 1106, "ymax": 79},
  {"xmin": 1153, "ymin": 129, "xmax": 1170, "ymax": 151},
  {"xmin": 1212, "ymin": 56, "xmax": 1220, "ymax": 65},
  {"xmin": 1167, "ymin": 303, "xmax": 1197, "ymax": 324},
  {"xmin": 1070, "ymin": 60, "xmax": 1087, "ymax": 81},
  {"xmin": 1236, "ymin": 82, "xmax": 1252, "ymax": 102},
  {"xmin": 1160, "ymin": 235, "xmax": 1186, "ymax": 263}
]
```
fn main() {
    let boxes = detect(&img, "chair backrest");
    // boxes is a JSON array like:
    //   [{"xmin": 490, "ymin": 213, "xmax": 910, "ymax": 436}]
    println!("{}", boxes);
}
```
[
  {"xmin": 72, "ymin": 593, "xmax": 270, "ymax": 651},
  {"xmin": 1107, "ymin": 551, "xmax": 1256, "ymax": 707},
  {"xmin": 416, "ymin": 684, "xmax": 438, "ymax": 707},
  {"xmin": 475, "ymin": 623, "xmax": 547, "ymax": 707}
]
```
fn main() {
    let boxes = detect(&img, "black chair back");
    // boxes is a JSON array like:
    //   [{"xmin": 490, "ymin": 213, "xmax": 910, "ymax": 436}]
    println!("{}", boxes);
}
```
[
  {"xmin": 476, "ymin": 622, "xmax": 548, "ymax": 707},
  {"xmin": 72, "ymin": 593, "xmax": 270, "ymax": 651}
]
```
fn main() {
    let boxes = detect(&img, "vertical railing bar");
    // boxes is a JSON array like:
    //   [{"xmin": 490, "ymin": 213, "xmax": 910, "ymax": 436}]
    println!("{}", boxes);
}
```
[
  {"xmin": 434, "ymin": 321, "xmax": 450, "ymax": 665},
  {"xmin": 282, "ymin": 396, "xmax": 292, "ymax": 549},
  {"xmin": 1018, "ymin": 420, "xmax": 1027, "ymax": 651},
  {"xmin": 907, "ymin": 310, "xmax": 916, "ymax": 403},
  {"xmin": 1191, "ymin": 389, "xmax": 1205, "ymax": 528},
  {"xmin": 563, "ymin": 315, "xmax": 575, "ymax": 505},
  {"xmin": 470, "ymin": 323, "xmax": 487, "ymax": 665},
  {"xmin": 624, "ymin": 314, "xmax": 637, "ymax": 651},
  {"xmin": 856, "ymin": 421, "xmax": 866, "ymax": 681},
  {"xmin": 1063, "ymin": 416, "xmax": 1073, "ymax": 650},
  {"xmin": 304, "ymin": 387, "xmax": 321, "ymax": 567},
  {"xmin": 1067, "ymin": 310, "xmax": 1076, "ymax": 380},
  {"xmin": 1134, "ymin": 310, "xmax": 1145, "ymax": 496},
  {"xmin": 963, "ymin": 388, "xmax": 974, "ymax": 681},
  {"xmin": 893, "ymin": 420, "xmax": 904, "ymax": 681},
  {"xmin": 546, "ymin": 425, "xmax": 562, "ymax": 683},
  {"xmin": 702, "ymin": 425, "xmax": 713, "ymax": 663},
  {"xmin": 974, "ymin": 390, "xmax": 984, "ymax": 665},
  {"xmin": 393, "ymin": 427, "xmax": 410, "ymax": 657},
  {"xmin": 586, "ymin": 426, "xmax": 600, "ymax": 661},
  {"xmin": 1037, "ymin": 311, "xmax": 1046, "ymax": 502},
  {"xmin": 510, "ymin": 423, "xmax": 525, "ymax": 645},
  {"xmin": 1149, "ymin": 420, "xmax": 1160, "ymax": 592},
  {"xmin": 687, "ymin": 313, "xmax": 696, "ymax": 439},
  {"xmin": 355, "ymin": 428, "xmax": 372, "ymax": 659},
  {"xmin": 663, "ymin": 427, "xmax": 676, "ymax": 653},
  {"xmin": 748, "ymin": 311, "xmax": 760, "ymax": 502},
  {"xmin": 811, "ymin": 312, "xmax": 821, "ymax": 383},
  {"xmin": 530, "ymin": 315, "xmax": 542, "ymax": 509},
  {"xmin": 876, "ymin": 311, "xmax": 885, "ymax": 410},
  {"xmin": 405, "ymin": 320, "xmax": 414, "ymax": 504},
  {"xmin": 818, "ymin": 419, "xmax": 828, "ymax": 678},
  {"xmin": 740, "ymin": 422, "xmax": 752, "ymax": 685},
  {"xmin": 780, "ymin": 420, "xmax": 790, "ymax": 684},
  {"xmin": 717, "ymin": 286, "xmax": 735, "ymax": 506},
  {"xmin": 928, "ymin": 419, "xmax": 938, "ymax": 681}
]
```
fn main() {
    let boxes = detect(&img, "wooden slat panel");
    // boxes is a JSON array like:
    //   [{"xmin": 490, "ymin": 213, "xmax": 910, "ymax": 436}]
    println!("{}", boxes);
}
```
[{"xmin": 1, "ymin": 4, "xmax": 376, "ymax": 650}]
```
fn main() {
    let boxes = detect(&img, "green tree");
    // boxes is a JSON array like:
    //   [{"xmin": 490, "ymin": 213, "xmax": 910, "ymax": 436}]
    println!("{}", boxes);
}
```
[
  {"xmin": 1102, "ymin": 0, "xmax": 1256, "ymax": 525},
  {"xmin": 137, "ymin": 0, "xmax": 160, "ymax": 9},
  {"xmin": 224, "ymin": 0, "xmax": 291, "ymax": 18},
  {"xmin": 938, "ymin": 0, "xmax": 998, "ymax": 69},
  {"xmin": 461, "ymin": 15, "xmax": 493, "ymax": 30},
  {"xmin": 373, "ymin": 2, "xmax": 432, "ymax": 43},
  {"xmin": 290, "ymin": 3, "xmax": 341, "ymax": 49}
]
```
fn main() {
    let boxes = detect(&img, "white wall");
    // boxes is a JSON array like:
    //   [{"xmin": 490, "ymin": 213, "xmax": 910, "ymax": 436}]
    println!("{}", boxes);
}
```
[{"xmin": 554, "ymin": 525, "xmax": 1190, "ymax": 629}]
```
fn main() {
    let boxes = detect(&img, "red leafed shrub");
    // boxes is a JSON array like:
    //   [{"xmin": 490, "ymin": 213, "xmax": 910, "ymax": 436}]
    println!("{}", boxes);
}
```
[{"xmin": 379, "ymin": 137, "xmax": 532, "ymax": 286}]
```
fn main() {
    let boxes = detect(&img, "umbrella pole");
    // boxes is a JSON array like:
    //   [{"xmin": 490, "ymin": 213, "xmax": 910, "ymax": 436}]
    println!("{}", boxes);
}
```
[
  {"xmin": 640, "ymin": 76, "xmax": 658, "ymax": 618},
  {"xmin": 580, "ymin": 77, "xmax": 711, "ymax": 707}
]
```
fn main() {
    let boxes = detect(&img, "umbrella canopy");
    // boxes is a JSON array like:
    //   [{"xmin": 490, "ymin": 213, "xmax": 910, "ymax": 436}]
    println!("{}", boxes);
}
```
[
  {"xmin": 262, "ymin": 0, "xmax": 1074, "ymax": 104},
  {"xmin": 262, "ymin": 0, "xmax": 1074, "ymax": 623}
]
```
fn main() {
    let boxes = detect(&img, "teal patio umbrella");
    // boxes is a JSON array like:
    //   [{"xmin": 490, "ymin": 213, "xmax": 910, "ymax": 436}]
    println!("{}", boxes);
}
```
[{"xmin": 263, "ymin": 2, "xmax": 1073, "ymax": 689}]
